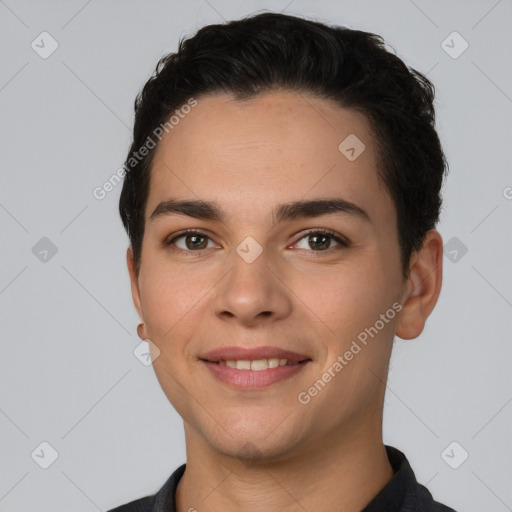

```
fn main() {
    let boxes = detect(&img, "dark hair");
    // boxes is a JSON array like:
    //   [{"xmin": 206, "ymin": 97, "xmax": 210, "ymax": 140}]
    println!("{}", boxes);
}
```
[{"xmin": 119, "ymin": 11, "xmax": 448, "ymax": 278}]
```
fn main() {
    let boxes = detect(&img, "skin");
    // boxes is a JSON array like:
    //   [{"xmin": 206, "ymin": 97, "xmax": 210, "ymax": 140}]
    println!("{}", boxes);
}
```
[{"xmin": 127, "ymin": 89, "xmax": 443, "ymax": 512}]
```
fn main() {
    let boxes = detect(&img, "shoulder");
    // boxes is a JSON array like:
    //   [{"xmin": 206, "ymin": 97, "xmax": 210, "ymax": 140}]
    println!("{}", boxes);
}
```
[
  {"xmin": 106, "ymin": 463, "xmax": 186, "ymax": 512},
  {"xmin": 106, "ymin": 495, "xmax": 155, "ymax": 512},
  {"xmin": 384, "ymin": 446, "xmax": 458, "ymax": 512},
  {"xmin": 411, "ymin": 483, "xmax": 458, "ymax": 512}
]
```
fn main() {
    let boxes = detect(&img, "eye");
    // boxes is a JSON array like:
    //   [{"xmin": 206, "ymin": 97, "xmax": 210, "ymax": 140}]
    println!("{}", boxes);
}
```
[
  {"xmin": 292, "ymin": 229, "xmax": 349, "ymax": 252},
  {"xmin": 165, "ymin": 230, "xmax": 217, "ymax": 253},
  {"xmin": 164, "ymin": 228, "xmax": 350, "ymax": 255}
]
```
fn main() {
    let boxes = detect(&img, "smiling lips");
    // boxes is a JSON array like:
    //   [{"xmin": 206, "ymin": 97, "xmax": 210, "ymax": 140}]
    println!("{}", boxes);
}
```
[
  {"xmin": 200, "ymin": 345, "xmax": 312, "ymax": 389},
  {"xmin": 200, "ymin": 345, "xmax": 311, "ymax": 364}
]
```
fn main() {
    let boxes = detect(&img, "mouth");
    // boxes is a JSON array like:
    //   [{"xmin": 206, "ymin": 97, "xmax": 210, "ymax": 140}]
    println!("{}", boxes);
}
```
[
  {"xmin": 198, "ymin": 351, "xmax": 312, "ymax": 389},
  {"xmin": 199, "ymin": 357, "xmax": 311, "ymax": 370},
  {"xmin": 199, "ymin": 345, "xmax": 311, "ymax": 366},
  {"xmin": 198, "ymin": 346, "xmax": 312, "ymax": 388}
]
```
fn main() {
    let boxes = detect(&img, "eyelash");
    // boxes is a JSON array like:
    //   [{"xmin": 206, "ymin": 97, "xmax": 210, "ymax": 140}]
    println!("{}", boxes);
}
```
[{"xmin": 164, "ymin": 228, "xmax": 350, "ymax": 256}]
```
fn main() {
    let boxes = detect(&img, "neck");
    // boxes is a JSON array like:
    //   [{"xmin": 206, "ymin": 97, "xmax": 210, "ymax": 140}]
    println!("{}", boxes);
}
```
[{"xmin": 175, "ymin": 424, "xmax": 394, "ymax": 512}]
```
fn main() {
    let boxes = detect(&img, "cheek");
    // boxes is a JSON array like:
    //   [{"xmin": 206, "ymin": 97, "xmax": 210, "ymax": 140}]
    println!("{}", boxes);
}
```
[
  {"xmin": 138, "ymin": 263, "xmax": 204, "ymax": 342},
  {"xmin": 298, "ymin": 264, "xmax": 389, "ymax": 335},
  {"xmin": 297, "ymin": 261, "xmax": 398, "ymax": 385}
]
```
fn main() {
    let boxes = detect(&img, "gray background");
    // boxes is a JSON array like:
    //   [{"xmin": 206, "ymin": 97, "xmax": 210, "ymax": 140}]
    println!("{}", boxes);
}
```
[{"xmin": 1, "ymin": 1, "xmax": 511, "ymax": 511}]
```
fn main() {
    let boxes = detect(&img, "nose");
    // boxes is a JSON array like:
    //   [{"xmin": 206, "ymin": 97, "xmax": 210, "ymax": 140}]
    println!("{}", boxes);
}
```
[{"xmin": 213, "ymin": 247, "xmax": 292, "ymax": 327}]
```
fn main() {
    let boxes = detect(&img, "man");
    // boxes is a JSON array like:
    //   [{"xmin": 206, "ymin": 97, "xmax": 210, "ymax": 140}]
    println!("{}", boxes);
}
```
[{"xmin": 111, "ymin": 11, "xmax": 456, "ymax": 512}]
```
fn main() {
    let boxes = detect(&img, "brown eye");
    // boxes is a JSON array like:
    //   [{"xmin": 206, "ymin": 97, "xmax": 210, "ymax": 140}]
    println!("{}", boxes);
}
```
[
  {"xmin": 183, "ymin": 233, "xmax": 209, "ymax": 250},
  {"xmin": 293, "ymin": 230, "xmax": 349, "ymax": 252},
  {"xmin": 166, "ymin": 230, "xmax": 214, "ymax": 252},
  {"xmin": 308, "ymin": 233, "xmax": 331, "ymax": 250}
]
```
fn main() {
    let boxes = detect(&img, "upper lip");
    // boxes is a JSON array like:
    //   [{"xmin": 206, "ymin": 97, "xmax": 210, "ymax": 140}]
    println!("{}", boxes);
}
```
[{"xmin": 200, "ymin": 346, "xmax": 311, "ymax": 364}]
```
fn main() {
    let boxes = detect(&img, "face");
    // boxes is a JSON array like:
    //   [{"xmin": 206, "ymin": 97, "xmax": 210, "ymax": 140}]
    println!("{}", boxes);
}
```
[{"xmin": 128, "ymin": 90, "xmax": 411, "ymax": 462}]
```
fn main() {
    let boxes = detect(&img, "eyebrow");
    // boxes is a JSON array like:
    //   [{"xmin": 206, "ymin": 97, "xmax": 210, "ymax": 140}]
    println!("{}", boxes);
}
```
[{"xmin": 150, "ymin": 198, "xmax": 370, "ymax": 224}]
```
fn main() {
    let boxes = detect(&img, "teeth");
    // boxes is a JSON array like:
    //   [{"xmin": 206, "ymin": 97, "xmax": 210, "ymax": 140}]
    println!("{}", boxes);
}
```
[{"xmin": 219, "ymin": 358, "xmax": 290, "ymax": 370}]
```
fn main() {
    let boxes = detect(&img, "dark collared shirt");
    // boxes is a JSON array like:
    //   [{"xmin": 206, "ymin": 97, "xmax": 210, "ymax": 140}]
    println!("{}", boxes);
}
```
[{"xmin": 108, "ymin": 445, "xmax": 457, "ymax": 512}]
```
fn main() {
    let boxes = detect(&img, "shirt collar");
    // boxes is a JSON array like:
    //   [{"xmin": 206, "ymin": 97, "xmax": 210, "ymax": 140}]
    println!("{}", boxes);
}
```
[{"xmin": 361, "ymin": 445, "xmax": 411, "ymax": 511}]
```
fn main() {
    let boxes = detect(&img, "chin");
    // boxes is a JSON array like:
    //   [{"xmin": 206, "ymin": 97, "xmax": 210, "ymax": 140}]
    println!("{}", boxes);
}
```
[{"xmin": 207, "ymin": 424, "xmax": 302, "ymax": 464}]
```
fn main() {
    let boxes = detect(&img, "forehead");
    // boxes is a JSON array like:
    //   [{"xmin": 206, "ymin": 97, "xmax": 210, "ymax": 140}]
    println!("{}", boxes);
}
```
[{"xmin": 147, "ymin": 90, "xmax": 393, "ymax": 226}]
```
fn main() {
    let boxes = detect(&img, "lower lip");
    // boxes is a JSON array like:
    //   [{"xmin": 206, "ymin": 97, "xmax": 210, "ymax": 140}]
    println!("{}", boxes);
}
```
[{"xmin": 201, "ymin": 360, "xmax": 311, "ymax": 389}]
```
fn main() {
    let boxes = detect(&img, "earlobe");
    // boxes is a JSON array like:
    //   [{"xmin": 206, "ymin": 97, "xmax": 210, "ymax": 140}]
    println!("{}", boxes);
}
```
[{"xmin": 395, "ymin": 230, "xmax": 443, "ymax": 340}]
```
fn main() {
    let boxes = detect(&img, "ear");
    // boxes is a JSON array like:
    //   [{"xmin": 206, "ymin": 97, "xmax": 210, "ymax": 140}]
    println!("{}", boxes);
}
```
[
  {"xmin": 395, "ymin": 230, "xmax": 443, "ymax": 340},
  {"xmin": 126, "ymin": 247, "xmax": 147, "ymax": 339}
]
